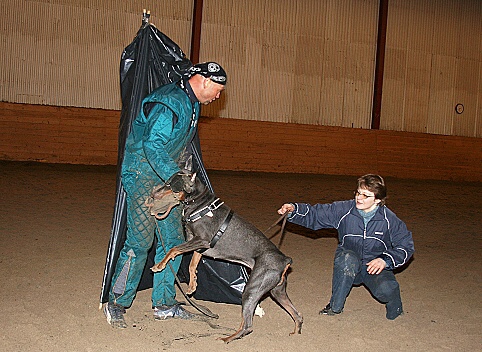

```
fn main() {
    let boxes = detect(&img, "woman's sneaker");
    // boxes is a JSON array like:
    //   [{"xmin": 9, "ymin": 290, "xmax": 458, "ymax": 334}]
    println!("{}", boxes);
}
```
[
  {"xmin": 104, "ymin": 302, "xmax": 127, "ymax": 328},
  {"xmin": 319, "ymin": 303, "xmax": 342, "ymax": 316}
]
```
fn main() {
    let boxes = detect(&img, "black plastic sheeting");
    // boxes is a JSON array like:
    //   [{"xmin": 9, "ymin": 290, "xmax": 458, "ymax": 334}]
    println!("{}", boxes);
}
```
[{"xmin": 100, "ymin": 13, "xmax": 246, "ymax": 306}]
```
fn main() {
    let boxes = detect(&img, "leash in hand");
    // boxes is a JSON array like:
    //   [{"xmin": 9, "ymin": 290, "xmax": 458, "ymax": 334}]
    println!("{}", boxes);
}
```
[{"xmin": 266, "ymin": 212, "xmax": 289, "ymax": 249}]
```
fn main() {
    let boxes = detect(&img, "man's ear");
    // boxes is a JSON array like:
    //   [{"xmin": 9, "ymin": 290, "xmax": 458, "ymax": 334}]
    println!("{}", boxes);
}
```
[{"xmin": 203, "ymin": 77, "xmax": 211, "ymax": 89}]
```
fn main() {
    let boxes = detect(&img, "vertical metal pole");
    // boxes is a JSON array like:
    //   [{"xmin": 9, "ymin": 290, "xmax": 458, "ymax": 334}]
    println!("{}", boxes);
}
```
[
  {"xmin": 371, "ymin": 0, "xmax": 389, "ymax": 130},
  {"xmin": 190, "ymin": 0, "xmax": 203, "ymax": 64}
]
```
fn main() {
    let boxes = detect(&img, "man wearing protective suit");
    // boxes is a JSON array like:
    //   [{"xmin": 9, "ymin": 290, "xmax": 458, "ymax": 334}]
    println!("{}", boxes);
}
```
[{"xmin": 104, "ymin": 62, "xmax": 227, "ymax": 328}]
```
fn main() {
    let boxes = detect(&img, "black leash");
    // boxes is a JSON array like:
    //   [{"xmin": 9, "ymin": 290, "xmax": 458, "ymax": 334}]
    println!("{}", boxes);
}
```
[
  {"xmin": 167, "ymin": 260, "xmax": 219, "ymax": 319},
  {"xmin": 266, "ymin": 212, "xmax": 289, "ymax": 249},
  {"xmin": 155, "ymin": 222, "xmax": 219, "ymax": 319}
]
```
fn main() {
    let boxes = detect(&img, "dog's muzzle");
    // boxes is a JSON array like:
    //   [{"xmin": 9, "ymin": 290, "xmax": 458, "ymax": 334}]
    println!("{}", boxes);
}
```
[{"xmin": 145, "ymin": 188, "xmax": 183, "ymax": 219}]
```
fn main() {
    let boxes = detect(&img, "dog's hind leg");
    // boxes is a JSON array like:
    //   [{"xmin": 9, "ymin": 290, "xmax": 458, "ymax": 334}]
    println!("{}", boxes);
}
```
[
  {"xmin": 218, "ymin": 292, "xmax": 259, "ymax": 342},
  {"xmin": 269, "ymin": 264, "xmax": 303, "ymax": 336},
  {"xmin": 219, "ymin": 264, "xmax": 280, "ymax": 343},
  {"xmin": 186, "ymin": 251, "xmax": 202, "ymax": 294}
]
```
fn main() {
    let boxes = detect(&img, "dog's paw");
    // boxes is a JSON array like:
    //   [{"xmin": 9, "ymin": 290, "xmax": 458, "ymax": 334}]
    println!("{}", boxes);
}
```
[
  {"xmin": 150, "ymin": 263, "xmax": 166, "ymax": 272},
  {"xmin": 255, "ymin": 304, "xmax": 265, "ymax": 317},
  {"xmin": 186, "ymin": 283, "xmax": 197, "ymax": 295}
]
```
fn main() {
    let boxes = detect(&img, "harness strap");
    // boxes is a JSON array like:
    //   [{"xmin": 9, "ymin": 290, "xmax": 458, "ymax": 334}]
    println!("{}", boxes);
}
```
[
  {"xmin": 210, "ymin": 210, "xmax": 234, "ymax": 248},
  {"xmin": 186, "ymin": 198, "xmax": 224, "ymax": 223}
]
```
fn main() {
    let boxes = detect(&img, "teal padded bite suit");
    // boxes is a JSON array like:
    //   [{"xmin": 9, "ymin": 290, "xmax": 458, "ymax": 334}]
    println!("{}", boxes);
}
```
[{"xmin": 109, "ymin": 81, "xmax": 200, "ymax": 308}]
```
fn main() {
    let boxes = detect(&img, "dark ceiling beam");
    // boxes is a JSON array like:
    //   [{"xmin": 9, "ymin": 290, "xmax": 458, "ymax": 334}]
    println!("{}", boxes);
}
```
[
  {"xmin": 190, "ymin": 0, "xmax": 203, "ymax": 64},
  {"xmin": 371, "ymin": 0, "xmax": 389, "ymax": 130}
]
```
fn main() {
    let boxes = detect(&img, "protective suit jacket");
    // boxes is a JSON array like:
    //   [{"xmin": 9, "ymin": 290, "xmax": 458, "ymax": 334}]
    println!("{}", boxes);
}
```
[
  {"xmin": 122, "ymin": 81, "xmax": 199, "ymax": 187},
  {"xmin": 288, "ymin": 200, "xmax": 414, "ymax": 270}
]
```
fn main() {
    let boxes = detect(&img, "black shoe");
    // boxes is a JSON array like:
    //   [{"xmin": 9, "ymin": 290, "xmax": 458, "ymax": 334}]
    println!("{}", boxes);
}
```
[
  {"xmin": 104, "ymin": 302, "xmax": 127, "ymax": 328},
  {"xmin": 386, "ymin": 307, "xmax": 404, "ymax": 320},
  {"xmin": 319, "ymin": 303, "xmax": 342, "ymax": 316},
  {"xmin": 153, "ymin": 304, "xmax": 196, "ymax": 320}
]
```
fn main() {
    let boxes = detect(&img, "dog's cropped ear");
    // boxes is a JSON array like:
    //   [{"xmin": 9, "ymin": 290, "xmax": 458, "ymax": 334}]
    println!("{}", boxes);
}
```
[
  {"xmin": 184, "ymin": 155, "xmax": 193, "ymax": 173},
  {"xmin": 181, "ymin": 172, "xmax": 196, "ymax": 194}
]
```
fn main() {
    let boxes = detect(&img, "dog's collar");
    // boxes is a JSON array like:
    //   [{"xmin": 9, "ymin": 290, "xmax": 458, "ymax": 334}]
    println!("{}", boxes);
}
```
[{"xmin": 185, "ymin": 198, "xmax": 224, "ymax": 223}]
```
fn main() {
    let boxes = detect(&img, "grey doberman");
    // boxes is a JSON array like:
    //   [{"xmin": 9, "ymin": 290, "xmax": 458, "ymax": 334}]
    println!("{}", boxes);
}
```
[{"xmin": 148, "ymin": 173, "xmax": 303, "ymax": 343}]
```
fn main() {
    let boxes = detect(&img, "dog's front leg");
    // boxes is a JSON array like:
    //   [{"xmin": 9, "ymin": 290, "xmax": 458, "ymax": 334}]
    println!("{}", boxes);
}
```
[
  {"xmin": 150, "ymin": 238, "xmax": 209, "ymax": 273},
  {"xmin": 186, "ymin": 251, "xmax": 202, "ymax": 294},
  {"xmin": 151, "ymin": 247, "xmax": 180, "ymax": 272}
]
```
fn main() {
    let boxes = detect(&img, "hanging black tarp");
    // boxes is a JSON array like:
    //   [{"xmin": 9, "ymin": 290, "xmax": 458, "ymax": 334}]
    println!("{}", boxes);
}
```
[{"xmin": 100, "ymin": 12, "xmax": 246, "ymax": 306}]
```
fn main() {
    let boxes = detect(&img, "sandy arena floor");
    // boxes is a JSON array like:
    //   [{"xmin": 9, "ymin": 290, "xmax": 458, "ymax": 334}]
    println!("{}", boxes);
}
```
[{"xmin": 0, "ymin": 160, "xmax": 480, "ymax": 351}]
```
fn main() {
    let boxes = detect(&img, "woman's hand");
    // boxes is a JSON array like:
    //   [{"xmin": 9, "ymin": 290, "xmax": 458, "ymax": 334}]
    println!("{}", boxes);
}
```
[
  {"xmin": 278, "ymin": 203, "xmax": 295, "ymax": 215},
  {"xmin": 366, "ymin": 258, "xmax": 387, "ymax": 275}
]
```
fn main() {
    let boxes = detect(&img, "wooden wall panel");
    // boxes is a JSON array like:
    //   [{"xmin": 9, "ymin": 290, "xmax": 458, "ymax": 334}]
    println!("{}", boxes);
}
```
[
  {"xmin": 432, "ymin": 1, "xmax": 458, "ymax": 57},
  {"xmin": 0, "ymin": 103, "xmax": 119, "ymax": 164},
  {"xmin": 381, "ymin": 48, "xmax": 406, "ymax": 131},
  {"xmin": 453, "ymin": 58, "xmax": 480, "ymax": 136},
  {"xmin": 383, "ymin": 0, "xmax": 482, "ymax": 137},
  {"xmin": 0, "ymin": 0, "xmax": 193, "ymax": 109},
  {"xmin": 404, "ymin": 51, "xmax": 432, "ymax": 133},
  {"xmin": 427, "ymin": 55, "xmax": 456, "ymax": 135},
  {"xmin": 406, "ymin": 1, "xmax": 435, "ymax": 53},
  {"xmin": 376, "ymin": 131, "xmax": 481, "ymax": 182},
  {"xmin": 198, "ymin": 117, "xmax": 378, "ymax": 177},
  {"xmin": 455, "ymin": 0, "xmax": 482, "ymax": 61},
  {"xmin": 320, "ymin": 40, "xmax": 347, "ymax": 127},
  {"xmin": 1, "ymin": 102, "xmax": 480, "ymax": 182},
  {"xmin": 1, "ymin": 0, "xmax": 480, "ymax": 138},
  {"xmin": 200, "ymin": 0, "xmax": 378, "ymax": 128},
  {"xmin": 201, "ymin": 117, "xmax": 482, "ymax": 183},
  {"xmin": 478, "ymin": 63, "xmax": 482, "ymax": 137}
]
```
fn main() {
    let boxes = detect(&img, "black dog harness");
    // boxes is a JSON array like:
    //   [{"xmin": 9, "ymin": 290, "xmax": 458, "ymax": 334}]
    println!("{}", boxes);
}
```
[{"xmin": 210, "ymin": 210, "xmax": 234, "ymax": 248}]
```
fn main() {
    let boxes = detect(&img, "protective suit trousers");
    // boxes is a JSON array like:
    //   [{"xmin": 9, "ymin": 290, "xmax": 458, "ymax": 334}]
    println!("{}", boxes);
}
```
[
  {"xmin": 329, "ymin": 249, "xmax": 403, "ymax": 319},
  {"xmin": 109, "ymin": 174, "xmax": 184, "ymax": 308}
]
